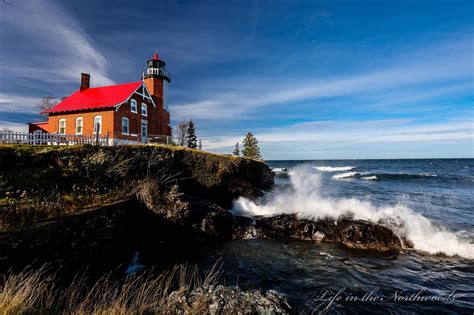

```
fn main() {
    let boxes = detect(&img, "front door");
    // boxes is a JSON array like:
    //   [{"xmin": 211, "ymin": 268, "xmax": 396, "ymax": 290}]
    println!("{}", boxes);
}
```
[{"xmin": 141, "ymin": 121, "xmax": 147, "ymax": 143}]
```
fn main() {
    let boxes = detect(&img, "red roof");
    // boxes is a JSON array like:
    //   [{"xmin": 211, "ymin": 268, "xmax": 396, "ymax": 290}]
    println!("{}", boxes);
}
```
[{"xmin": 44, "ymin": 81, "xmax": 142, "ymax": 114}]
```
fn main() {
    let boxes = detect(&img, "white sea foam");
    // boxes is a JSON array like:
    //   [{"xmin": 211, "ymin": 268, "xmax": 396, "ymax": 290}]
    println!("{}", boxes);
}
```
[
  {"xmin": 421, "ymin": 173, "xmax": 438, "ymax": 177},
  {"xmin": 314, "ymin": 166, "xmax": 355, "ymax": 172},
  {"xmin": 332, "ymin": 171, "xmax": 360, "ymax": 179},
  {"xmin": 272, "ymin": 167, "xmax": 289, "ymax": 174},
  {"xmin": 319, "ymin": 252, "xmax": 334, "ymax": 259},
  {"xmin": 362, "ymin": 175, "xmax": 378, "ymax": 180},
  {"xmin": 232, "ymin": 164, "xmax": 474, "ymax": 259}
]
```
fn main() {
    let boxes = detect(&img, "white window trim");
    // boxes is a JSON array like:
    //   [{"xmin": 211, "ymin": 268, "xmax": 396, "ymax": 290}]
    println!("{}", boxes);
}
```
[
  {"xmin": 58, "ymin": 118, "xmax": 66, "ymax": 135},
  {"xmin": 75, "ymin": 117, "xmax": 83, "ymax": 135},
  {"xmin": 122, "ymin": 117, "xmax": 130, "ymax": 135},
  {"xmin": 141, "ymin": 103, "xmax": 147, "ymax": 116},
  {"xmin": 130, "ymin": 99, "xmax": 138, "ymax": 113},
  {"xmin": 93, "ymin": 115, "xmax": 102, "ymax": 134},
  {"xmin": 113, "ymin": 83, "xmax": 156, "ymax": 111}
]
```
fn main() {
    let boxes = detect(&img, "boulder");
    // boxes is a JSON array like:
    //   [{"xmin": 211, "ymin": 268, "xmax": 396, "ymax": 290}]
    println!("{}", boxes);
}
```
[
  {"xmin": 230, "ymin": 213, "xmax": 402, "ymax": 254},
  {"xmin": 165, "ymin": 285, "xmax": 292, "ymax": 314}
]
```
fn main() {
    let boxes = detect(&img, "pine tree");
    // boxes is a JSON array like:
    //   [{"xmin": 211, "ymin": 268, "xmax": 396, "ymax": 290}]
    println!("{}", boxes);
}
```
[
  {"xmin": 186, "ymin": 119, "xmax": 198, "ymax": 149},
  {"xmin": 233, "ymin": 142, "xmax": 240, "ymax": 156},
  {"xmin": 242, "ymin": 133, "xmax": 262, "ymax": 160}
]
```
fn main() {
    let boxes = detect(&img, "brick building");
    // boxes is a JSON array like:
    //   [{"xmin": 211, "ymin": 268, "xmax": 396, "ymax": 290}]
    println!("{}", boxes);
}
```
[{"xmin": 31, "ymin": 53, "xmax": 171, "ymax": 144}]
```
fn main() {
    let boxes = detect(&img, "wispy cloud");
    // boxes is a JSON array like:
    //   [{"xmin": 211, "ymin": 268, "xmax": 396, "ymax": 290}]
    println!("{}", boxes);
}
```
[
  {"xmin": 172, "ymin": 39, "xmax": 473, "ymax": 121},
  {"xmin": 0, "ymin": 1, "xmax": 472, "ymax": 158},
  {"xmin": 0, "ymin": 0, "xmax": 113, "ymax": 103},
  {"xmin": 203, "ymin": 117, "xmax": 474, "ymax": 159},
  {"xmin": 206, "ymin": 119, "xmax": 474, "ymax": 149}
]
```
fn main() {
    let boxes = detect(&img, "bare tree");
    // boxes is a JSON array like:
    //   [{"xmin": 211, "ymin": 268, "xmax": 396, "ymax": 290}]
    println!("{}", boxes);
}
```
[
  {"xmin": 37, "ymin": 95, "xmax": 59, "ymax": 117},
  {"xmin": 174, "ymin": 121, "xmax": 189, "ymax": 146}
]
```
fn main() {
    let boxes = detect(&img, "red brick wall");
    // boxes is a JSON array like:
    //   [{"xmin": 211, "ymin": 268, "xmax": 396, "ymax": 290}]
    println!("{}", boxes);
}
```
[
  {"xmin": 28, "ymin": 122, "xmax": 49, "ymax": 133},
  {"xmin": 113, "ymin": 93, "xmax": 157, "ymax": 141},
  {"xmin": 46, "ymin": 82, "xmax": 171, "ymax": 139},
  {"xmin": 144, "ymin": 77, "xmax": 171, "ymax": 136},
  {"xmin": 48, "ymin": 109, "xmax": 114, "ymax": 137}
]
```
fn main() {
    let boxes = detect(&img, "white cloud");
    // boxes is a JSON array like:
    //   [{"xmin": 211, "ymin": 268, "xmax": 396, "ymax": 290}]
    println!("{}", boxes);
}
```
[
  {"xmin": 0, "ymin": 121, "xmax": 29, "ymax": 132},
  {"xmin": 202, "ymin": 118, "xmax": 474, "ymax": 151},
  {"xmin": 0, "ymin": 93, "xmax": 40, "ymax": 108},
  {"xmin": 0, "ymin": 0, "xmax": 114, "ymax": 104},
  {"xmin": 171, "ymin": 39, "xmax": 473, "ymax": 121}
]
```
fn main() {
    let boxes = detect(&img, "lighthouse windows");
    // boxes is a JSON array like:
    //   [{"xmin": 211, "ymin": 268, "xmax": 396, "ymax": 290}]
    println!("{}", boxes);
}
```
[
  {"xmin": 131, "ymin": 99, "xmax": 137, "ymax": 113},
  {"xmin": 141, "ymin": 103, "xmax": 147, "ymax": 116}
]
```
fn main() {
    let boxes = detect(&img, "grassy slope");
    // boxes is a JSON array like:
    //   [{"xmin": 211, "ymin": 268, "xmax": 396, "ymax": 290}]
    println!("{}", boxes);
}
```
[{"xmin": 0, "ymin": 144, "xmax": 272, "ymax": 231}]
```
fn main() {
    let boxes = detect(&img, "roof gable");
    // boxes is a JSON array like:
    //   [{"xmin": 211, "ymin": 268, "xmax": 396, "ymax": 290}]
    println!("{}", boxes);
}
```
[
  {"xmin": 114, "ymin": 82, "xmax": 156, "ymax": 112},
  {"xmin": 44, "ymin": 81, "xmax": 143, "ymax": 114}
]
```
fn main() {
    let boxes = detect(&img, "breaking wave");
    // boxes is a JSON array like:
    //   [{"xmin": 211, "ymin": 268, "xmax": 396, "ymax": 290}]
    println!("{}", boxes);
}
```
[
  {"xmin": 362, "ymin": 175, "xmax": 378, "ymax": 180},
  {"xmin": 332, "ymin": 171, "xmax": 362, "ymax": 179},
  {"xmin": 314, "ymin": 166, "xmax": 355, "ymax": 172},
  {"xmin": 233, "ymin": 164, "xmax": 474, "ymax": 259},
  {"xmin": 332, "ymin": 171, "xmax": 438, "ymax": 181}
]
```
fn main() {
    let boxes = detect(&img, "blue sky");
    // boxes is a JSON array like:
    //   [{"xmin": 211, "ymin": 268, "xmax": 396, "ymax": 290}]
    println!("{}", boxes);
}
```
[{"xmin": 0, "ymin": 0, "xmax": 473, "ymax": 159}]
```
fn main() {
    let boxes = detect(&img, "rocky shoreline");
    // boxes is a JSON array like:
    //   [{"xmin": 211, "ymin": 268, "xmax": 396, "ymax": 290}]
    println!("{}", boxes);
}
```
[{"xmin": 0, "ymin": 144, "xmax": 406, "ymax": 313}]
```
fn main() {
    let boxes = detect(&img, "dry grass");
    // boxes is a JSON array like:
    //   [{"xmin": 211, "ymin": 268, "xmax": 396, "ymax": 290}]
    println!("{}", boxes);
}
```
[
  {"xmin": 0, "ymin": 144, "xmax": 269, "ymax": 232},
  {"xmin": 0, "ymin": 262, "xmax": 222, "ymax": 314}
]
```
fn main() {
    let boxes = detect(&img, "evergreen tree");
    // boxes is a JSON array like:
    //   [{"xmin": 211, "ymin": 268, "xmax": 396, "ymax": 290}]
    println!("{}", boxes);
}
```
[
  {"xmin": 242, "ymin": 132, "xmax": 262, "ymax": 160},
  {"xmin": 198, "ymin": 139, "xmax": 202, "ymax": 150},
  {"xmin": 233, "ymin": 142, "xmax": 240, "ymax": 156},
  {"xmin": 186, "ymin": 119, "xmax": 198, "ymax": 149}
]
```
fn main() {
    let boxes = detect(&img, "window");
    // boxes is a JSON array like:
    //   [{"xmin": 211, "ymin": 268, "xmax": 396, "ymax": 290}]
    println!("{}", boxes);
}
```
[
  {"xmin": 58, "ymin": 119, "xmax": 66, "ymax": 134},
  {"xmin": 131, "ymin": 99, "xmax": 137, "ymax": 113},
  {"xmin": 122, "ymin": 117, "xmax": 129, "ymax": 134},
  {"xmin": 141, "ymin": 120, "xmax": 148, "ymax": 142},
  {"xmin": 141, "ymin": 103, "xmax": 147, "ymax": 116},
  {"xmin": 93, "ymin": 116, "xmax": 102, "ymax": 134},
  {"xmin": 75, "ymin": 117, "xmax": 83, "ymax": 135}
]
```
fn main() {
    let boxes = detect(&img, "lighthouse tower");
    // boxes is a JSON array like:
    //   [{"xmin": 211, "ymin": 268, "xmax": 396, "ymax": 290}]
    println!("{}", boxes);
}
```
[{"xmin": 143, "ymin": 53, "xmax": 171, "ymax": 136}]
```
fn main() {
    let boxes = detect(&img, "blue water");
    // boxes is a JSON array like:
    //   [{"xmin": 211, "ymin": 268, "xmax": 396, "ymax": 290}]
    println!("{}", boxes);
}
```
[
  {"xmin": 269, "ymin": 159, "xmax": 474, "ymax": 234},
  {"xmin": 197, "ymin": 159, "xmax": 474, "ymax": 313}
]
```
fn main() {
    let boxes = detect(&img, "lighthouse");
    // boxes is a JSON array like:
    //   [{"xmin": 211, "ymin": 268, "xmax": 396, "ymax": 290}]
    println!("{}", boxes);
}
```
[{"xmin": 143, "ymin": 53, "xmax": 171, "ymax": 136}]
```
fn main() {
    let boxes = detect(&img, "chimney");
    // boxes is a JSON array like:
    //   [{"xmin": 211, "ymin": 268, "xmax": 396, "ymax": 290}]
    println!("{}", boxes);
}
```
[{"xmin": 80, "ymin": 73, "xmax": 90, "ymax": 91}]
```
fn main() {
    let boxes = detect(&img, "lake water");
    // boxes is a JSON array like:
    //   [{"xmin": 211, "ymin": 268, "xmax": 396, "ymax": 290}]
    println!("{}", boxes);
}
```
[{"xmin": 197, "ymin": 159, "xmax": 474, "ymax": 313}]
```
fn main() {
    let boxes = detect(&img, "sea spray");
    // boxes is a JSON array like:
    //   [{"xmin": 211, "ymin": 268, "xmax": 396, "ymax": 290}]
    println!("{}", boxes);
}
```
[{"xmin": 233, "ymin": 164, "xmax": 474, "ymax": 259}]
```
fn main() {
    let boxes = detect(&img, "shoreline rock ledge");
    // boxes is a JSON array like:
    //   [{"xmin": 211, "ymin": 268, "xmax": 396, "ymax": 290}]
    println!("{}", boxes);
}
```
[{"xmin": 232, "ymin": 214, "xmax": 403, "ymax": 254}]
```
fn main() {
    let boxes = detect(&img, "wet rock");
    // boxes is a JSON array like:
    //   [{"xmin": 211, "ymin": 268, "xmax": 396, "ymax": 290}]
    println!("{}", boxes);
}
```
[
  {"xmin": 139, "ymin": 193, "xmax": 403, "ymax": 254},
  {"xmin": 165, "ymin": 285, "xmax": 292, "ymax": 314},
  {"xmin": 230, "ymin": 214, "xmax": 402, "ymax": 254}
]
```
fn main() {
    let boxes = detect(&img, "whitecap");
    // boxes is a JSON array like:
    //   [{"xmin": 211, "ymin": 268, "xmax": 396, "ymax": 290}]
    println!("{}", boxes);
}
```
[
  {"xmin": 332, "ymin": 171, "xmax": 359, "ymax": 179},
  {"xmin": 314, "ymin": 166, "xmax": 355, "ymax": 172}
]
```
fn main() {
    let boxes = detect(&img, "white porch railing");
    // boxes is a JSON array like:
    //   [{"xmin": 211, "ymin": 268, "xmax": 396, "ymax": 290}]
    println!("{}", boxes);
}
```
[
  {"xmin": 0, "ymin": 132, "xmax": 110, "ymax": 146},
  {"xmin": 0, "ymin": 132, "xmax": 176, "ymax": 146}
]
